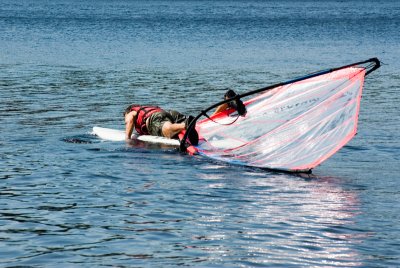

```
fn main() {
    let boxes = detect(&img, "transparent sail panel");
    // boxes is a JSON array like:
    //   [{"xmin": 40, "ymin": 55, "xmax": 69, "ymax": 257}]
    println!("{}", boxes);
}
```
[{"xmin": 196, "ymin": 67, "xmax": 366, "ymax": 172}]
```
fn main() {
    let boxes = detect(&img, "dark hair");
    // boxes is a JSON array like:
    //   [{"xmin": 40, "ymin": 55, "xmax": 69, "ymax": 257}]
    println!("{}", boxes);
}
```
[
  {"xmin": 123, "ymin": 104, "xmax": 134, "ymax": 117},
  {"xmin": 224, "ymin": 89, "xmax": 236, "ymax": 99}
]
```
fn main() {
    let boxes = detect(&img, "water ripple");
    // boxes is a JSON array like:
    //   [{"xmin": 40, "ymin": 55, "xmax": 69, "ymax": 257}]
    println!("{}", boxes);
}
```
[{"xmin": 1, "ymin": 0, "xmax": 399, "ymax": 266}]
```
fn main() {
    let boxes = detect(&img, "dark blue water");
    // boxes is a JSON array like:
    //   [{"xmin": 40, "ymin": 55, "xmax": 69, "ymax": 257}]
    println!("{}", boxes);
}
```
[{"xmin": 1, "ymin": 0, "xmax": 399, "ymax": 267}]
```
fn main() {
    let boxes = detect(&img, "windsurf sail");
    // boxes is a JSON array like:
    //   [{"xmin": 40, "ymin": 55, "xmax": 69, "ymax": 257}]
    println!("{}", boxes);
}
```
[{"xmin": 181, "ymin": 58, "xmax": 380, "ymax": 172}]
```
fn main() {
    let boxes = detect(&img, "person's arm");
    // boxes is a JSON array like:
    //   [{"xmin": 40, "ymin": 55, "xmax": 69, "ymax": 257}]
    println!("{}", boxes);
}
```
[
  {"xmin": 125, "ymin": 110, "xmax": 137, "ymax": 140},
  {"xmin": 211, "ymin": 103, "xmax": 229, "ymax": 117}
]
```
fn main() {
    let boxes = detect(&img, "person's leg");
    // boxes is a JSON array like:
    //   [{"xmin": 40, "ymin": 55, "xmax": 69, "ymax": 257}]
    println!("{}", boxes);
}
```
[
  {"xmin": 166, "ymin": 111, "xmax": 199, "ymax": 144},
  {"xmin": 167, "ymin": 110, "xmax": 187, "ymax": 123},
  {"xmin": 147, "ymin": 111, "xmax": 173, "ymax": 136},
  {"xmin": 161, "ymin": 121, "xmax": 185, "ymax": 139},
  {"xmin": 162, "ymin": 120, "xmax": 198, "ymax": 146},
  {"xmin": 148, "ymin": 111, "xmax": 198, "ymax": 145}
]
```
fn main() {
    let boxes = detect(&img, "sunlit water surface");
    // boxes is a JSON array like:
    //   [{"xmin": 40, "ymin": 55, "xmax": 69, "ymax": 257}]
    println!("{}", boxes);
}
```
[{"xmin": 1, "ymin": 0, "xmax": 399, "ymax": 267}]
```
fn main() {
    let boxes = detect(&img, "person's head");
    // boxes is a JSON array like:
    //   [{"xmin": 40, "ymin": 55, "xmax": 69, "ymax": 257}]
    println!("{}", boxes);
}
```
[
  {"xmin": 123, "ymin": 104, "xmax": 134, "ymax": 117},
  {"xmin": 224, "ymin": 89, "xmax": 237, "ymax": 100},
  {"xmin": 223, "ymin": 89, "xmax": 247, "ymax": 116}
]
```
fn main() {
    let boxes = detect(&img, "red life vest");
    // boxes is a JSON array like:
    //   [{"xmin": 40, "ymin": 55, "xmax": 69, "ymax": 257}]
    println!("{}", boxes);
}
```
[{"xmin": 129, "ymin": 105, "xmax": 162, "ymax": 135}]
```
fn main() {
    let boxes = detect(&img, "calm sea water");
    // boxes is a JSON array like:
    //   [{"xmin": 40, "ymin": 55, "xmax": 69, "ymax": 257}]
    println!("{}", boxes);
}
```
[{"xmin": 1, "ymin": 0, "xmax": 399, "ymax": 267}]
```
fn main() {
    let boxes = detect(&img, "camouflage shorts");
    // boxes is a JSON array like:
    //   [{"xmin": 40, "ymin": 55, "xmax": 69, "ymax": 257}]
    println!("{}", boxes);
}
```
[{"xmin": 147, "ymin": 110, "xmax": 187, "ymax": 136}]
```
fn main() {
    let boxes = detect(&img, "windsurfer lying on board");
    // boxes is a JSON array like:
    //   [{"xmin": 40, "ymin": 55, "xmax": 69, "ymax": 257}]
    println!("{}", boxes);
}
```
[
  {"xmin": 123, "ymin": 90, "xmax": 246, "ymax": 146},
  {"xmin": 124, "ymin": 106, "xmax": 199, "ymax": 145}
]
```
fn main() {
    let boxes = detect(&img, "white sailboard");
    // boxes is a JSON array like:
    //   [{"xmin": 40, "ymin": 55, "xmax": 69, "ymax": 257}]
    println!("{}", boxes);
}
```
[{"xmin": 92, "ymin": 126, "xmax": 180, "ymax": 146}]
